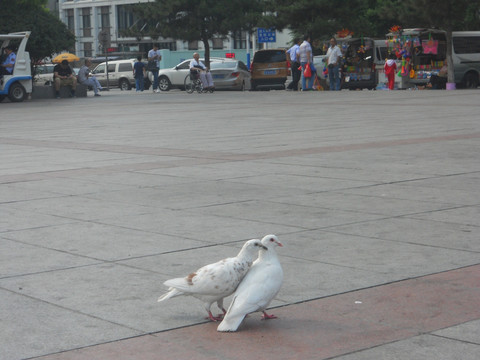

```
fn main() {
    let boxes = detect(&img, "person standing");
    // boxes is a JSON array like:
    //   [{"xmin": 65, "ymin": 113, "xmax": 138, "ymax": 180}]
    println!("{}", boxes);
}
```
[
  {"xmin": 384, "ymin": 54, "xmax": 397, "ymax": 90},
  {"xmin": 326, "ymin": 38, "xmax": 343, "ymax": 91},
  {"xmin": 286, "ymin": 38, "xmax": 301, "ymax": 91},
  {"xmin": 148, "ymin": 44, "xmax": 162, "ymax": 93},
  {"xmin": 133, "ymin": 55, "xmax": 146, "ymax": 92},
  {"xmin": 298, "ymin": 34, "xmax": 313, "ymax": 91},
  {"xmin": 77, "ymin": 58, "xmax": 103, "ymax": 96}
]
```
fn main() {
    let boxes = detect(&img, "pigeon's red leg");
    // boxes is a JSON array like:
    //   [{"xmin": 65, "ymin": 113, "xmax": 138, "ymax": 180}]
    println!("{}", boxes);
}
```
[
  {"xmin": 214, "ymin": 308, "xmax": 227, "ymax": 320},
  {"xmin": 206, "ymin": 311, "xmax": 222, "ymax": 322},
  {"xmin": 261, "ymin": 311, "xmax": 278, "ymax": 320}
]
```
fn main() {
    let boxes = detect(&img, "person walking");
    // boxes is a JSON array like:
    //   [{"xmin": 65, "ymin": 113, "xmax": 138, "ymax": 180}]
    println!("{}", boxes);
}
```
[
  {"xmin": 384, "ymin": 54, "xmax": 397, "ymax": 90},
  {"xmin": 77, "ymin": 58, "xmax": 103, "ymax": 96},
  {"xmin": 326, "ymin": 38, "xmax": 343, "ymax": 91},
  {"xmin": 133, "ymin": 55, "xmax": 146, "ymax": 92},
  {"xmin": 299, "ymin": 35, "xmax": 313, "ymax": 91},
  {"xmin": 286, "ymin": 38, "xmax": 301, "ymax": 91},
  {"xmin": 148, "ymin": 44, "xmax": 162, "ymax": 93}
]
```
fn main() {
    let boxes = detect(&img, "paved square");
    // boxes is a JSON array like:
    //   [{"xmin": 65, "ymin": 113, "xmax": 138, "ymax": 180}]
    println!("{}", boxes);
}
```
[{"xmin": 1, "ymin": 89, "xmax": 479, "ymax": 359}]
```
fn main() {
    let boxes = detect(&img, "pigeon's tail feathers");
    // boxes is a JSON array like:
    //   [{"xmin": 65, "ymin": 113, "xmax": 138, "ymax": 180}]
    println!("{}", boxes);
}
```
[
  {"xmin": 217, "ymin": 312, "xmax": 246, "ymax": 332},
  {"xmin": 157, "ymin": 287, "xmax": 183, "ymax": 302},
  {"xmin": 164, "ymin": 276, "xmax": 195, "ymax": 292}
]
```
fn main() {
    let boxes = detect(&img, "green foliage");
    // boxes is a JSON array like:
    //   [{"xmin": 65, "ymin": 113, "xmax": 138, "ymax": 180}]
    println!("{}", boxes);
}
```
[
  {"xmin": 371, "ymin": 0, "xmax": 480, "ymax": 31},
  {"xmin": 270, "ymin": 0, "xmax": 480, "ymax": 45},
  {"xmin": 124, "ymin": 0, "xmax": 265, "ymax": 65},
  {"xmin": 0, "ymin": 0, "xmax": 75, "ymax": 64}
]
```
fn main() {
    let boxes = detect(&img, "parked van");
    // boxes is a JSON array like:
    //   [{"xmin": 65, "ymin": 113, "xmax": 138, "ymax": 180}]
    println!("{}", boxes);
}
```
[
  {"xmin": 91, "ymin": 59, "xmax": 150, "ymax": 90},
  {"xmin": 452, "ymin": 31, "xmax": 480, "ymax": 88},
  {"xmin": 341, "ymin": 37, "xmax": 377, "ymax": 90},
  {"xmin": 250, "ymin": 49, "xmax": 288, "ymax": 90}
]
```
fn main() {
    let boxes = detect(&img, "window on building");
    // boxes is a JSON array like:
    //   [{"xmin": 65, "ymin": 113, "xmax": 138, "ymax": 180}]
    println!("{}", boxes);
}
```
[
  {"xmin": 188, "ymin": 40, "xmax": 198, "ymax": 50},
  {"xmin": 232, "ymin": 30, "xmax": 246, "ymax": 49},
  {"xmin": 117, "ymin": 5, "xmax": 135, "ymax": 31},
  {"xmin": 66, "ymin": 9, "xmax": 74, "ymax": 33},
  {"xmin": 82, "ymin": 8, "xmax": 91, "ymax": 37},
  {"xmin": 83, "ymin": 42, "xmax": 92, "ymax": 57},
  {"xmin": 100, "ymin": 6, "xmax": 110, "ymax": 30},
  {"xmin": 212, "ymin": 38, "xmax": 223, "ymax": 50}
]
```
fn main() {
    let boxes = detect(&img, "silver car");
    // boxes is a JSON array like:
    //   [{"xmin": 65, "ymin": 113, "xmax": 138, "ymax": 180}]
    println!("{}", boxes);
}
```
[{"xmin": 210, "ymin": 60, "xmax": 251, "ymax": 90}]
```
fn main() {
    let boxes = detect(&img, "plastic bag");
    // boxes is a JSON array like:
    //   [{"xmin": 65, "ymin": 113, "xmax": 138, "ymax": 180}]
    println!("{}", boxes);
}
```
[{"xmin": 304, "ymin": 63, "xmax": 312, "ymax": 78}]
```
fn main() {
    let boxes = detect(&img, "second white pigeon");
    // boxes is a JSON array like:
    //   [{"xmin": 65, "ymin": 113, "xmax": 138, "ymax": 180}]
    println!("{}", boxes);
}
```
[
  {"xmin": 217, "ymin": 234, "xmax": 284, "ymax": 332},
  {"xmin": 158, "ymin": 239, "xmax": 266, "ymax": 321}
]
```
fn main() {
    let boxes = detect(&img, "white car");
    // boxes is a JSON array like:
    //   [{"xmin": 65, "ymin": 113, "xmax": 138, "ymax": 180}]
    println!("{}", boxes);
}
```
[
  {"xmin": 157, "ymin": 58, "xmax": 226, "ymax": 91},
  {"xmin": 91, "ymin": 59, "xmax": 150, "ymax": 90}
]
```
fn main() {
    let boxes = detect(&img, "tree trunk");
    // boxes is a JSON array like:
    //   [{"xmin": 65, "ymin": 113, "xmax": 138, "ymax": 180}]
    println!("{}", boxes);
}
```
[{"xmin": 202, "ymin": 35, "xmax": 210, "ymax": 69}]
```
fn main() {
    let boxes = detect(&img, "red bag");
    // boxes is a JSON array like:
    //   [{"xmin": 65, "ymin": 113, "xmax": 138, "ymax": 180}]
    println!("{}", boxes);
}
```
[{"xmin": 304, "ymin": 63, "xmax": 312, "ymax": 78}]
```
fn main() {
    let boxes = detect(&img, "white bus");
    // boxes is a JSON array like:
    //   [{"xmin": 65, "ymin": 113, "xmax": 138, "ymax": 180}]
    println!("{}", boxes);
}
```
[{"xmin": 452, "ymin": 31, "xmax": 480, "ymax": 88}]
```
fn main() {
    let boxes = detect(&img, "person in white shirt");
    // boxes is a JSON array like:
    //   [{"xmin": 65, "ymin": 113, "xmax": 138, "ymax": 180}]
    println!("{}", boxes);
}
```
[
  {"xmin": 326, "ymin": 38, "xmax": 343, "ymax": 91},
  {"xmin": 148, "ymin": 44, "xmax": 162, "ymax": 93},
  {"xmin": 189, "ymin": 52, "xmax": 214, "ymax": 90},
  {"xmin": 298, "ymin": 34, "xmax": 313, "ymax": 91},
  {"xmin": 77, "ymin": 58, "xmax": 103, "ymax": 96},
  {"xmin": 286, "ymin": 38, "xmax": 301, "ymax": 91}
]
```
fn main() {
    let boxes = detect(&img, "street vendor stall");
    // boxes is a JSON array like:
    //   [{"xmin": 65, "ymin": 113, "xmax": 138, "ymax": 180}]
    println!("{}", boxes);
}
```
[
  {"xmin": 386, "ymin": 28, "xmax": 447, "ymax": 89},
  {"xmin": 341, "ymin": 37, "xmax": 377, "ymax": 90}
]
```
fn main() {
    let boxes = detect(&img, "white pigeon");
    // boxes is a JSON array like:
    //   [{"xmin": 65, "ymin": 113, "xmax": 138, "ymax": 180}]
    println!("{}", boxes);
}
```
[
  {"xmin": 217, "ymin": 234, "xmax": 284, "ymax": 332},
  {"xmin": 158, "ymin": 239, "xmax": 266, "ymax": 321}
]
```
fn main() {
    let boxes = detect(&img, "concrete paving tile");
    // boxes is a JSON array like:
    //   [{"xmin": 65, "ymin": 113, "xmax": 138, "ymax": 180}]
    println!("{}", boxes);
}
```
[
  {"xmin": 0, "ymin": 237, "xmax": 99, "ymax": 278},
  {"xmin": 398, "ymin": 172, "xmax": 480, "ymax": 192},
  {"xmin": 340, "ymin": 182, "xmax": 480, "ymax": 206},
  {"xmin": 99, "ymin": 209, "xmax": 303, "ymax": 241},
  {"xmin": 0, "ymin": 263, "xmax": 170, "ymax": 333},
  {"xmin": 7, "ymin": 177, "xmax": 136, "ymax": 196},
  {"xmin": 0, "ymin": 183, "xmax": 58, "ymax": 203},
  {"xmin": 225, "ymin": 173, "xmax": 376, "ymax": 192},
  {"xmin": 7, "ymin": 195, "xmax": 159, "ymax": 221},
  {"xmin": 407, "ymin": 205, "xmax": 480, "ymax": 226},
  {"xmin": 0, "ymin": 205, "xmax": 74, "ymax": 233},
  {"xmin": 323, "ymin": 217, "xmax": 480, "ymax": 252},
  {"xmin": 254, "ymin": 159, "xmax": 433, "ymax": 183},
  {"xmin": 433, "ymin": 319, "xmax": 480, "ymax": 345},
  {"xmin": 335, "ymin": 334, "xmax": 480, "ymax": 360},
  {"xmin": 1, "ymin": 222, "xmax": 206, "ymax": 262},
  {"xmin": 190, "ymin": 199, "xmax": 384, "ymax": 229},
  {"xmin": 274, "ymin": 191, "xmax": 455, "ymax": 216},
  {"xmin": 81, "ymin": 171, "xmax": 199, "ymax": 188},
  {"xmin": 0, "ymin": 289, "xmax": 142, "ymax": 360},
  {"xmin": 283, "ymin": 230, "xmax": 480, "ymax": 277},
  {"xmin": 88, "ymin": 179, "xmax": 311, "ymax": 210}
]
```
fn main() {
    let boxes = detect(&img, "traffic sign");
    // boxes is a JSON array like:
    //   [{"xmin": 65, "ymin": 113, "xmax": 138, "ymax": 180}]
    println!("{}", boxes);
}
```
[{"xmin": 257, "ymin": 28, "xmax": 276, "ymax": 43}]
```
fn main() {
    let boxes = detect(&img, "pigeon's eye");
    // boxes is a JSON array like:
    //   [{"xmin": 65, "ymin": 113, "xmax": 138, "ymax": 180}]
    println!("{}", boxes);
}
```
[{"xmin": 270, "ymin": 238, "xmax": 274, "ymax": 242}]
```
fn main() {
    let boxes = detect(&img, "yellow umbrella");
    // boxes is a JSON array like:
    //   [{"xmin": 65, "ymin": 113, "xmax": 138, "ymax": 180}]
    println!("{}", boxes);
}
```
[{"xmin": 52, "ymin": 53, "xmax": 80, "ymax": 63}]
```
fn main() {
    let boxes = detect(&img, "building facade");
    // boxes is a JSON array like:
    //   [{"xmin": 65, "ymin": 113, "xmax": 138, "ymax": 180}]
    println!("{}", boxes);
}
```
[{"xmin": 57, "ymin": 0, "xmax": 290, "ymax": 62}]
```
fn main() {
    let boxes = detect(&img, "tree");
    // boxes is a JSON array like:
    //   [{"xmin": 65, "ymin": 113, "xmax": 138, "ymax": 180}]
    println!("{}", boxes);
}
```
[
  {"xmin": 0, "ymin": 0, "xmax": 75, "ymax": 64},
  {"xmin": 123, "ymin": 0, "xmax": 265, "ymax": 67},
  {"xmin": 267, "ymin": 0, "xmax": 388, "ymax": 48},
  {"xmin": 376, "ymin": 0, "xmax": 480, "ymax": 83}
]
